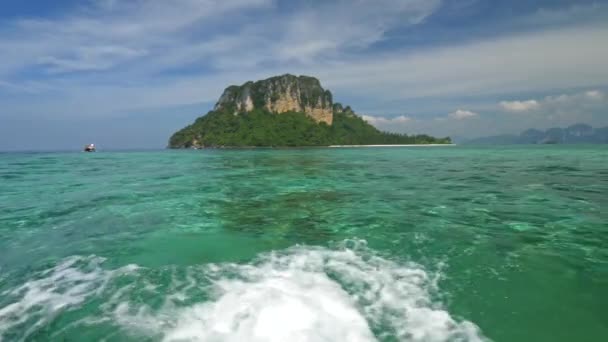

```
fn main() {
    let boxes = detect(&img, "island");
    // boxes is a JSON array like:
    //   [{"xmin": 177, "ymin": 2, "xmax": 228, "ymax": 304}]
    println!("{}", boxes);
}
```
[{"xmin": 168, "ymin": 74, "xmax": 451, "ymax": 148}]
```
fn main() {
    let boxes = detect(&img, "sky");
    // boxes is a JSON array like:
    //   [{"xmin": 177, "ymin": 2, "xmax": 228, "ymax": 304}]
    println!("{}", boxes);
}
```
[{"xmin": 0, "ymin": 0, "xmax": 607, "ymax": 150}]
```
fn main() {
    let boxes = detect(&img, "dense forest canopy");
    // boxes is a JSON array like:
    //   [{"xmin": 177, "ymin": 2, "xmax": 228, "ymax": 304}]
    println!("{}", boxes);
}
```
[{"xmin": 169, "ymin": 107, "xmax": 451, "ymax": 148}]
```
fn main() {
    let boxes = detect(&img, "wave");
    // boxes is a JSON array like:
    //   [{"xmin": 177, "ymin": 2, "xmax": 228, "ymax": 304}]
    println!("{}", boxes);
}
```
[
  {"xmin": 0, "ymin": 256, "xmax": 138, "ymax": 341},
  {"xmin": 0, "ymin": 240, "xmax": 485, "ymax": 341}
]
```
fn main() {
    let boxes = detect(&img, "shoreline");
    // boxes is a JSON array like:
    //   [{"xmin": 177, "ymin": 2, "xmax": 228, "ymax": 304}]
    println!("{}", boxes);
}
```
[
  {"xmin": 181, "ymin": 144, "xmax": 456, "ymax": 149},
  {"xmin": 328, "ymin": 144, "xmax": 456, "ymax": 148}
]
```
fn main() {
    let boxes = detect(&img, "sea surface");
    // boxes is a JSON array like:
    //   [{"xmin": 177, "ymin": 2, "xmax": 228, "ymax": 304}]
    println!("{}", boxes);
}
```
[{"xmin": 0, "ymin": 146, "xmax": 606, "ymax": 341}]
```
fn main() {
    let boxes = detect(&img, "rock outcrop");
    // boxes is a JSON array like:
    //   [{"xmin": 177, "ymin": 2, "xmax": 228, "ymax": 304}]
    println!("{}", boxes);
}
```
[{"xmin": 214, "ymin": 74, "xmax": 334, "ymax": 125}]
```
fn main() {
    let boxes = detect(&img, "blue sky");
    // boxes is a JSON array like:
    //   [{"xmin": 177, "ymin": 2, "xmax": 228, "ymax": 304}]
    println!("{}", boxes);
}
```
[{"xmin": 1, "ymin": 0, "xmax": 607, "ymax": 150}]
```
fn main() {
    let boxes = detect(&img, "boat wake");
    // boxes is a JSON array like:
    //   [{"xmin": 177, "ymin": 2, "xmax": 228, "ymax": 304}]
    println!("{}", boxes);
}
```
[{"xmin": 0, "ymin": 240, "xmax": 485, "ymax": 341}]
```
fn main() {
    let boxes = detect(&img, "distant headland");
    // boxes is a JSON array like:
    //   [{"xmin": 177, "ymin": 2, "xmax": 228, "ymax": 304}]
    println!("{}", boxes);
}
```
[
  {"xmin": 464, "ymin": 124, "xmax": 608, "ymax": 145},
  {"xmin": 168, "ymin": 74, "xmax": 451, "ymax": 148}
]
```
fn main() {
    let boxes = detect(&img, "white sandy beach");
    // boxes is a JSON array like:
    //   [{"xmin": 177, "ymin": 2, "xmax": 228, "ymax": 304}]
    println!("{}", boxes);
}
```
[{"xmin": 328, "ymin": 144, "xmax": 456, "ymax": 148}]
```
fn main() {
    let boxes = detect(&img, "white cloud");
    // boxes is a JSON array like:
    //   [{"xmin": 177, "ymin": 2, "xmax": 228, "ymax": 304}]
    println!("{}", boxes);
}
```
[
  {"xmin": 361, "ymin": 115, "xmax": 412, "ymax": 125},
  {"xmin": 500, "ymin": 90, "xmax": 606, "ymax": 114},
  {"xmin": 363, "ymin": 89, "xmax": 607, "ymax": 138},
  {"xmin": 312, "ymin": 25, "xmax": 608, "ymax": 103},
  {"xmin": 0, "ymin": 0, "xmax": 276, "ymax": 76},
  {"xmin": 272, "ymin": 0, "xmax": 441, "ymax": 62},
  {"xmin": 499, "ymin": 100, "xmax": 540, "ymax": 112},
  {"xmin": 361, "ymin": 109, "xmax": 479, "ymax": 137},
  {"xmin": 458, "ymin": 88, "xmax": 608, "ymax": 137},
  {"xmin": 38, "ymin": 46, "xmax": 148, "ymax": 73},
  {"xmin": 0, "ymin": 0, "xmax": 438, "ymax": 77},
  {"xmin": 585, "ymin": 90, "xmax": 604, "ymax": 100},
  {"xmin": 448, "ymin": 109, "xmax": 478, "ymax": 119}
]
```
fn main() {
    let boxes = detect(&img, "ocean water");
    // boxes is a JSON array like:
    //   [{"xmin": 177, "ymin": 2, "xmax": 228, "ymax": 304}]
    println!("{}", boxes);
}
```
[{"xmin": 0, "ymin": 146, "xmax": 606, "ymax": 341}]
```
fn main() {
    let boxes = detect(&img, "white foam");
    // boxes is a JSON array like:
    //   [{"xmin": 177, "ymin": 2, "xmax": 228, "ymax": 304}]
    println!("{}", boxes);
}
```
[
  {"xmin": 113, "ymin": 240, "xmax": 485, "ymax": 342},
  {"xmin": 0, "ymin": 256, "xmax": 137, "ymax": 341},
  {"xmin": 163, "ymin": 267, "xmax": 375, "ymax": 342},
  {"xmin": 1, "ymin": 241, "xmax": 486, "ymax": 342}
]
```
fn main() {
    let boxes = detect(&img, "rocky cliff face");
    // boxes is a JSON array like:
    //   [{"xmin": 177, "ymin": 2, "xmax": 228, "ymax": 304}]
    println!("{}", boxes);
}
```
[{"xmin": 214, "ymin": 74, "xmax": 334, "ymax": 125}]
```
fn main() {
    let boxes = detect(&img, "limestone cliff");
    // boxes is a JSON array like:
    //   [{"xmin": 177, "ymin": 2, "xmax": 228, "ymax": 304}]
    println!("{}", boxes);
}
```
[{"xmin": 214, "ymin": 74, "xmax": 334, "ymax": 125}]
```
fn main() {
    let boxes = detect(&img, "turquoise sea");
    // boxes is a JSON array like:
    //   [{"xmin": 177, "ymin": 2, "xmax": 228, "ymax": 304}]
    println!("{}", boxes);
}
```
[{"xmin": 0, "ymin": 146, "xmax": 606, "ymax": 341}]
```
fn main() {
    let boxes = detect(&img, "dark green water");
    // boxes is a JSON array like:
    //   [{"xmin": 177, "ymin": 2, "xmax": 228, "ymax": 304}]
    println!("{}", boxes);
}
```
[{"xmin": 0, "ymin": 146, "xmax": 606, "ymax": 341}]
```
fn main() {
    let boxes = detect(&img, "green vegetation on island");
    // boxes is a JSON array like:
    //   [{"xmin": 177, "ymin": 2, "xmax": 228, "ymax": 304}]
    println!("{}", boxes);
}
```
[
  {"xmin": 169, "ymin": 107, "xmax": 450, "ymax": 148},
  {"xmin": 168, "ymin": 74, "xmax": 451, "ymax": 148}
]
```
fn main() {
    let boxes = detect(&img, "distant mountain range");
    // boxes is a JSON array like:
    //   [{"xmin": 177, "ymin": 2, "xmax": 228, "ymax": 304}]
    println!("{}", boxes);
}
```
[{"xmin": 465, "ymin": 124, "xmax": 608, "ymax": 144}]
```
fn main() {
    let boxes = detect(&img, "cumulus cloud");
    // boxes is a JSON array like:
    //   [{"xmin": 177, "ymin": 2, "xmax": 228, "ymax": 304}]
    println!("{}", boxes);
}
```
[
  {"xmin": 499, "ymin": 100, "xmax": 540, "ymax": 112},
  {"xmin": 362, "ymin": 109, "xmax": 479, "ymax": 135},
  {"xmin": 500, "ymin": 90, "xmax": 605, "ymax": 113},
  {"xmin": 361, "ymin": 115, "xmax": 412, "ymax": 125},
  {"xmin": 481, "ymin": 89, "xmax": 608, "ymax": 137},
  {"xmin": 584, "ymin": 90, "xmax": 604, "ymax": 100},
  {"xmin": 448, "ymin": 109, "xmax": 478, "ymax": 119},
  {"xmin": 363, "ymin": 89, "xmax": 607, "ymax": 139}
]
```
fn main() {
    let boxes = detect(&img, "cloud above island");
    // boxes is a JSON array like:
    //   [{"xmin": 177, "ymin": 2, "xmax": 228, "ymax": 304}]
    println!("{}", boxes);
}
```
[
  {"xmin": 0, "ymin": 0, "xmax": 439, "ymax": 78},
  {"xmin": 361, "ymin": 115, "xmax": 412, "ymax": 125},
  {"xmin": 499, "ymin": 100, "xmax": 540, "ymax": 113},
  {"xmin": 448, "ymin": 110, "xmax": 478, "ymax": 119}
]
